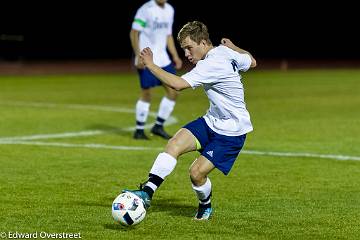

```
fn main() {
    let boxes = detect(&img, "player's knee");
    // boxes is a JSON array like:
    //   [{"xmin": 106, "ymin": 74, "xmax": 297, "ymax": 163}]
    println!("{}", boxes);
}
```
[
  {"xmin": 141, "ymin": 90, "xmax": 152, "ymax": 102},
  {"xmin": 165, "ymin": 88, "xmax": 178, "ymax": 101},
  {"xmin": 164, "ymin": 137, "xmax": 182, "ymax": 157},
  {"xmin": 189, "ymin": 167, "xmax": 205, "ymax": 186},
  {"xmin": 167, "ymin": 95, "xmax": 177, "ymax": 101},
  {"xmin": 168, "ymin": 91, "xmax": 178, "ymax": 101}
]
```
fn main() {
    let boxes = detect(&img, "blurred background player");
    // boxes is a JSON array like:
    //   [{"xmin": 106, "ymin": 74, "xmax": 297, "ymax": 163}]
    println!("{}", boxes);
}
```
[
  {"xmin": 130, "ymin": 0, "xmax": 183, "ymax": 140},
  {"xmin": 124, "ymin": 21, "xmax": 257, "ymax": 220}
]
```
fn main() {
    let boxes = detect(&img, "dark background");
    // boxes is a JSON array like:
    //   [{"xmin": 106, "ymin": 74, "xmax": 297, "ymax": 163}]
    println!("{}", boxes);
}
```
[{"xmin": 1, "ymin": 0, "xmax": 359, "ymax": 61}]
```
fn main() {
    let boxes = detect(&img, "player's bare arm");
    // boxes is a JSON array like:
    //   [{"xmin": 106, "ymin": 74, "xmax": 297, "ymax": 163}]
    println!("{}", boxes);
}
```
[
  {"xmin": 167, "ymin": 35, "xmax": 183, "ymax": 70},
  {"xmin": 221, "ymin": 38, "xmax": 257, "ymax": 68},
  {"xmin": 129, "ymin": 29, "xmax": 145, "ymax": 69},
  {"xmin": 139, "ymin": 47, "xmax": 190, "ymax": 91}
]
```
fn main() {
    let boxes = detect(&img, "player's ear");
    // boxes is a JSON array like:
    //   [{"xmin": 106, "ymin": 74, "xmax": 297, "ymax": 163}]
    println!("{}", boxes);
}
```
[{"xmin": 200, "ymin": 39, "xmax": 207, "ymax": 46}]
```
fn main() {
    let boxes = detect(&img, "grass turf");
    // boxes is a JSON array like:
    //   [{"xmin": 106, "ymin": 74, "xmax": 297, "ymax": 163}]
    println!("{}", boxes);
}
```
[{"xmin": 0, "ymin": 69, "xmax": 359, "ymax": 239}]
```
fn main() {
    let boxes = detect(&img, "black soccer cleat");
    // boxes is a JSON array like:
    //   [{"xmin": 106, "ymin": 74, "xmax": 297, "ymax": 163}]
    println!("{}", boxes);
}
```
[
  {"xmin": 133, "ymin": 130, "xmax": 149, "ymax": 140},
  {"xmin": 151, "ymin": 125, "xmax": 172, "ymax": 140}
]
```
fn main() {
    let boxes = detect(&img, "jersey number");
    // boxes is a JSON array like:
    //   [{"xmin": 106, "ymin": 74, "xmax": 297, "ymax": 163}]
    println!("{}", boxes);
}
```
[{"xmin": 231, "ymin": 60, "xmax": 239, "ymax": 72}]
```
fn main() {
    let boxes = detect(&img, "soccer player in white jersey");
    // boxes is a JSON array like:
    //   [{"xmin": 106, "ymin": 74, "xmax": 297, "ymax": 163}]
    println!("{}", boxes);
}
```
[
  {"xmin": 123, "ymin": 21, "xmax": 256, "ymax": 220},
  {"xmin": 130, "ymin": 0, "xmax": 183, "ymax": 140}
]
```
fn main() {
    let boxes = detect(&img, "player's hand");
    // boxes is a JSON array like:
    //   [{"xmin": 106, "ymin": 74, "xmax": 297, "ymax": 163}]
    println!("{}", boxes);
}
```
[
  {"xmin": 173, "ymin": 57, "xmax": 183, "ymax": 70},
  {"xmin": 221, "ymin": 38, "xmax": 236, "ymax": 49},
  {"xmin": 139, "ymin": 47, "xmax": 154, "ymax": 67},
  {"xmin": 135, "ymin": 55, "xmax": 145, "ymax": 69}
]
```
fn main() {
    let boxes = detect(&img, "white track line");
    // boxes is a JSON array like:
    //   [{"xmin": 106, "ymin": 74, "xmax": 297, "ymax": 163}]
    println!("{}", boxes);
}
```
[
  {"xmin": 0, "ymin": 140, "xmax": 163, "ymax": 151},
  {"xmin": 0, "ymin": 130, "xmax": 104, "ymax": 142},
  {"xmin": 0, "ymin": 140, "xmax": 359, "ymax": 161},
  {"xmin": 0, "ymin": 101, "xmax": 178, "ymax": 131},
  {"xmin": 242, "ymin": 150, "xmax": 360, "ymax": 161},
  {"xmin": 1, "ymin": 101, "xmax": 137, "ymax": 113},
  {"xmin": 1, "ymin": 101, "xmax": 359, "ymax": 161}
]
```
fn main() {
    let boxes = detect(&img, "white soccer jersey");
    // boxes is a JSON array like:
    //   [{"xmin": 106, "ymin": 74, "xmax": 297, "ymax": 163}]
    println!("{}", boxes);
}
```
[
  {"xmin": 132, "ymin": 0, "xmax": 174, "ymax": 67},
  {"xmin": 182, "ymin": 45, "xmax": 253, "ymax": 136}
]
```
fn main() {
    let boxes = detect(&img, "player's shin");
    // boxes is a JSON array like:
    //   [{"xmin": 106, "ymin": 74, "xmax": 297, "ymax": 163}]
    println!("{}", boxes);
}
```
[
  {"xmin": 192, "ymin": 177, "xmax": 212, "ymax": 206},
  {"xmin": 143, "ymin": 152, "xmax": 177, "ymax": 198},
  {"xmin": 135, "ymin": 100, "xmax": 150, "ymax": 129},
  {"xmin": 156, "ymin": 97, "xmax": 175, "ymax": 126}
]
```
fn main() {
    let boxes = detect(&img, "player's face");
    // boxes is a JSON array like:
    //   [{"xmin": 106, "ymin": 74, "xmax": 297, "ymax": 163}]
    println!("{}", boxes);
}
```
[{"xmin": 180, "ymin": 36, "xmax": 207, "ymax": 64}]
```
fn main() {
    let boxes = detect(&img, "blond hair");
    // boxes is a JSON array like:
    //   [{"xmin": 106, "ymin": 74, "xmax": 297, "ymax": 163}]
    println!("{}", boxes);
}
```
[{"xmin": 177, "ymin": 21, "xmax": 212, "ymax": 45}]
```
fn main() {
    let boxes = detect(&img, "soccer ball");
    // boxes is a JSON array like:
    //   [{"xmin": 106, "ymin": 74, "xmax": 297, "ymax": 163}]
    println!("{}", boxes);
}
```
[{"xmin": 112, "ymin": 192, "xmax": 146, "ymax": 226}]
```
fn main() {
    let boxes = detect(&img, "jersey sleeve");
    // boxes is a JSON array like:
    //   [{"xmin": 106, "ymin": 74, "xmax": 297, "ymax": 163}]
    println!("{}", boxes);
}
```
[
  {"xmin": 181, "ymin": 61, "xmax": 215, "ymax": 89},
  {"xmin": 231, "ymin": 51, "xmax": 252, "ymax": 72},
  {"xmin": 132, "ymin": 6, "xmax": 148, "ymax": 32}
]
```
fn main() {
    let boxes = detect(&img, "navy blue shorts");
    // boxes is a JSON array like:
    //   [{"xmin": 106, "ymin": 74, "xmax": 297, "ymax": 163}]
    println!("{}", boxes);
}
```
[
  {"xmin": 183, "ymin": 117, "xmax": 246, "ymax": 175},
  {"xmin": 137, "ymin": 63, "xmax": 176, "ymax": 89}
]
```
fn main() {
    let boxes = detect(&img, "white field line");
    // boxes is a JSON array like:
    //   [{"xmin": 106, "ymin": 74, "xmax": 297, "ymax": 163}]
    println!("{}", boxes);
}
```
[
  {"xmin": 1, "ymin": 101, "xmax": 359, "ymax": 161},
  {"xmin": 242, "ymin": 150, "xmax": 360, "ymax": 161},
  {"xmin": 0, "ymin": 101, "xmax": 178, "ymax": 131},
  {"xmin": 0, "ymin": 140, "xmax": 359, "ymax": 161},
  {"xmin": 0, "ymin": 130, "xmax": 105, "ymax": 142},
  {"xmin": 0, "ymin": 140, "xmax": 163, "ymax": 151}
]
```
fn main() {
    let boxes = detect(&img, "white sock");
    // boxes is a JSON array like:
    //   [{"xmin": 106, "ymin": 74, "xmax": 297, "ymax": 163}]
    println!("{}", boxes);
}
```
[
  {"xmin": 192, "ymin": 178, "xmax": 212, "ymax": 205},
  {"xmin": 156, "ymin": 97, "xmax": 175, "ymax": 125},
  {"xmin": 135, "ymin": 100, "xmax": 150, "ymax": 129},
  {"xmin": 145, "ymin": 181, "xmax": 159, "ymax": 192},
  {"xmin": 149, "ymin": 152, "xmax": 177, "ymax": 179}
]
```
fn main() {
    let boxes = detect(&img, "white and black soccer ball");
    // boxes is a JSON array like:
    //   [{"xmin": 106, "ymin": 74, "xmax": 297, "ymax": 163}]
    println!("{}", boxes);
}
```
[{"xmin": 112, "ymin": 192, "xmax": 146, "ymax": 226}]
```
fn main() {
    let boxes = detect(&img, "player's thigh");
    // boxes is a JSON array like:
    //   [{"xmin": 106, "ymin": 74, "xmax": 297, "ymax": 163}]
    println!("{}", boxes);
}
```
[
  {"xmin": 165, "ymin": 128, "xmax": 197, "ymax": 156},
  {"xmin": 138, "ymin": 67, "xmax": 161, "ymax": 91}
]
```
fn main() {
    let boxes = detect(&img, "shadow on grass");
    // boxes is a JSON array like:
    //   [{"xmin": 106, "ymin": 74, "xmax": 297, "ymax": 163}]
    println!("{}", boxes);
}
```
[
  {"xmin": 103, "ymin": 198, "xmax": 196, "ymax": 231},
  {"xmin": 69, "ymin": 196, "xmax": 114, "ymax": 208},
  {"xmin": 69, "ymin": 200, "xmax": 109, "ymax": 208},
  {"xmin": 103, "ymin": 223, "xmax": 140, "ymax": 231},
  {"xmin": 151, "ymin": 198, "xmax": 195, "ymax": 218}
]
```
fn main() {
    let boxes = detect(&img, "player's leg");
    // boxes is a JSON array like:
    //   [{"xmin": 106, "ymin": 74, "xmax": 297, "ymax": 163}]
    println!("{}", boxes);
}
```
[
  {"xmin": 123, "ymin": 128, "xmax": 197, "ymax": 208},
  {"xmin": 189, "ymin": 156, "xmax": 215, "ymax": 220},
  {"xmin": 151, "ymin": 64, "xmax": 177, "ymax": 140},
  {"xmin": 134, "ymin": 67, "xmax": 157, "ymax": 140},
  {"xmin": 123, "ymin": 117, "xmax": 208, "ymax": 209},
  {"xmin": 138, "ymin": 128, "xmax": 197, "ymax": 204},
  {"xmin": 151, "ymin": 85, "xmax": 177, "ymax": 139},
  {"xmin": 140, "ymin": 117, "xmax": 211, "ymax": 203},
  {"xmin": 134, "ymin": 88, "xmax": 151, "ymax": 139},
  {"xmin": 191, "ymin": 132, "xmax": 247, "ymax": 220}
]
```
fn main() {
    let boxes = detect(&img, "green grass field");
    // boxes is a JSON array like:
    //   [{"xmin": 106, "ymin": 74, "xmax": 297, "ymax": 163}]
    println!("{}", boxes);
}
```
[{"xmin": 0, "ymin": 69, "xmax": 360, "ymax": 239}]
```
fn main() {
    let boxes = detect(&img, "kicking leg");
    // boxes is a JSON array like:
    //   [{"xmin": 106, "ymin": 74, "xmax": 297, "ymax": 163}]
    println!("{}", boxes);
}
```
[{"xmin": 124, "ymin": 128, "xmax": 197, "ymax": 208}]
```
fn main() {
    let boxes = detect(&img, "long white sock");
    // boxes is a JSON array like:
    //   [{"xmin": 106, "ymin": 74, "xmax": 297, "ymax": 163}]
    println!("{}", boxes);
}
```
[
  {"xmin": 156, "ymin": 97, "xmax": 175, "ymax": 125},
  {"xmin": 135, "ymin": 100, "xmax": 150, "ymax": 130},
  {"xmin": 192, "ymin": 178, "xmax": 212, "ymax": 205},
  {"xmin": 145, "ymin": 152, "xmax": 177, "ymax": 192},
  {"xmin": 149, "ymin": 152, "xmax": 177, "ymax": 179}
]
